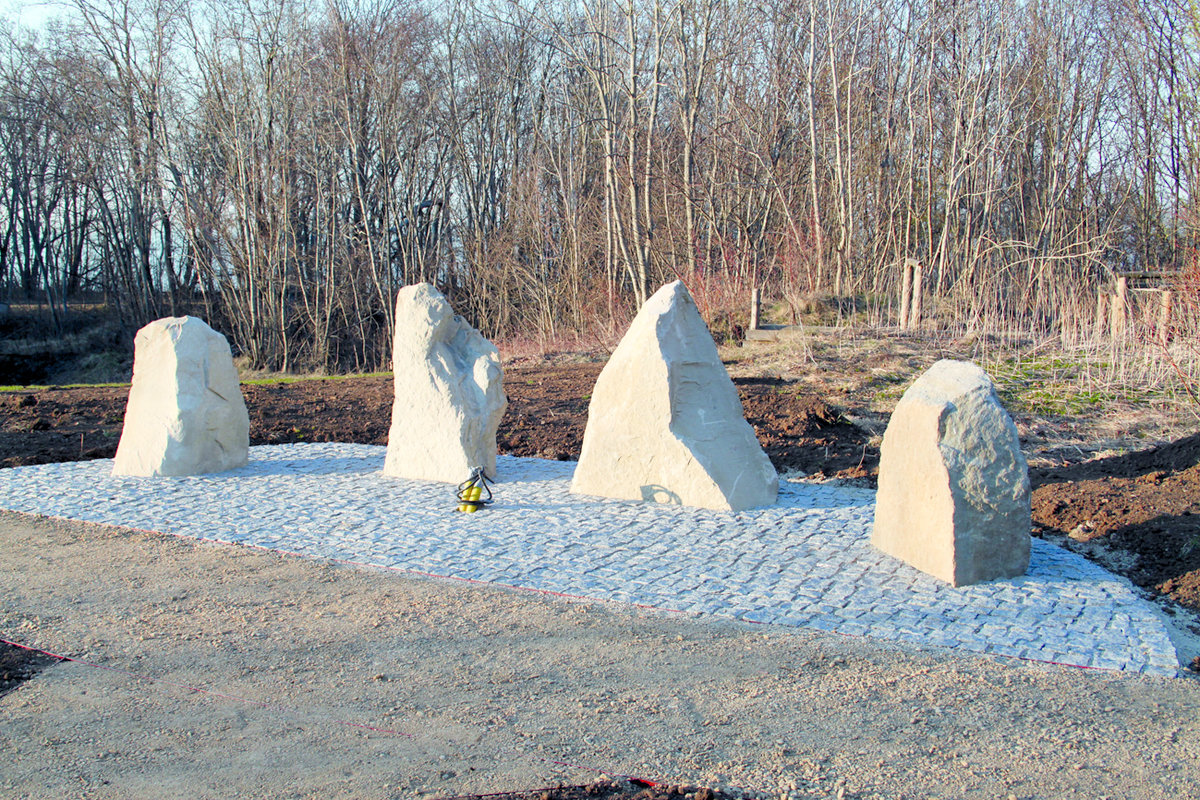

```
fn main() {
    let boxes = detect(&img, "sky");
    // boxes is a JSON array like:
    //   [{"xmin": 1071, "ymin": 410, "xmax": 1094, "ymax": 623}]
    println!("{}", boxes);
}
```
[{"xmin": 2, "ymin": 1, "xmax": 54, "ymax": 30}]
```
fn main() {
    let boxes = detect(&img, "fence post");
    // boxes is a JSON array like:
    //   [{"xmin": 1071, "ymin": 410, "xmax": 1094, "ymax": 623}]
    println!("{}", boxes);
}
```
[
  {"xmin": 910, "ymin": 260, "xmax": 924, "ymax": 330},
  {"xmin": 749, "ymin": 287, "xmax": 761, "ymax": 330},
  {"xmin": 899, "ymin": 258, "xmax": 913, "ymax": 330},
  {"xmin": 1110, "ymin": 276, "xmax": 1128, "ymax": 339},
  {"xmin": 1159, "ymin": 289, "xmax": 1173, "ymax": 346}
]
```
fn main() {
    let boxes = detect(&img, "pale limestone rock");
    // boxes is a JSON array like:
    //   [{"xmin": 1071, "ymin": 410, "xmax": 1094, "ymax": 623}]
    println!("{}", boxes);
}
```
[
  {"xmin": 112, "ymin": 316, "xmax": 249, "ymax": 477},
  {"xmin": 383, "ymin": 283, "xmax": 507, "ymax": 483},
  {"xmin": 871, "ymin": 359, "xmax": 1031, "ymax": 586},
  {"xmin": 571, "ymin": 280, "xmax": 778, "ymax": 511}
]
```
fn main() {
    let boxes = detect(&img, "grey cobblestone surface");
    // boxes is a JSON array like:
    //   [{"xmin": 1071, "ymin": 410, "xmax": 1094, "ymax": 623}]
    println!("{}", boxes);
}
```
[{"xmin": 0, "ymin": 443, "xmax": 1179, "ymax": 676}]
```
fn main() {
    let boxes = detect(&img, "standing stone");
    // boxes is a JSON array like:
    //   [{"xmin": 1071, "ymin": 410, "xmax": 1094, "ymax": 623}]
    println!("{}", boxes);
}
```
[
  {"xmin": 571, "ymin": 280, "xmax": 778, "ymax": 511},
  {"xmin": 112, "ymin": 316, "xmax": 249, "ymax": 477},
  {"xmin": 871, "ymin": 359, "xmax": 1031, "ymax": 586},
  {"xmin": 383, "ymin": 283, "xmax": 507, "ymax": 483}
]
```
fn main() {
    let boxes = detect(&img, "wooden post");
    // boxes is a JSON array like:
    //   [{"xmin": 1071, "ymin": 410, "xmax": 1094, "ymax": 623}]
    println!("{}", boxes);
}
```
[
  {"xmin": 899, "ymin": 258, "xmax": 913, "ymax": 330},
  {"xmin": 1095, "ymin": 288, "xmax": 1109, "ymax": 341},
  {"xmin": 910, "ymin": 260, "xmax": 924, "ymax": 330},
  {"xmin": 1110, "ymin": 276, "xmax": 1128, "ymax": 339},
  {"xmin": 749, "ymin": 287, "xmax": 761, "ymax": 330},
  {"xmin": 1160, "ymin": 289, "xmax": 1173, "ymax": 345}
]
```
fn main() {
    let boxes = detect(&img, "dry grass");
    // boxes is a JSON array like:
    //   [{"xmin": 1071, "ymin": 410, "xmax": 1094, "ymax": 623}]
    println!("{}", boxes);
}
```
[{"xmin": 727, "ymin": 325, "xmax": 1200, "ymax": 466}]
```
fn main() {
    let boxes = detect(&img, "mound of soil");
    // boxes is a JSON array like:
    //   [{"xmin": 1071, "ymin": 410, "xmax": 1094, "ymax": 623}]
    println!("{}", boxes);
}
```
[
  {"xmin": 1032, "ymin": 431, "xmax": 1200, "ymax": 483},
  {"xmin": 734, "ymin": 376, "xmax": 873, "ymax": 480},
  {"xmin": 1030, "ymin": 433, "xmax": 1200, "ymax": 611}
]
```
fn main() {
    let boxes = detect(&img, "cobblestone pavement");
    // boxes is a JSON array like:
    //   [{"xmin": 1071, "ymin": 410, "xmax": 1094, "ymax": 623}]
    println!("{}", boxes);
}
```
[{"xmin": 0, "ymin": 443, "xmax": 1179, "ymax": 676}]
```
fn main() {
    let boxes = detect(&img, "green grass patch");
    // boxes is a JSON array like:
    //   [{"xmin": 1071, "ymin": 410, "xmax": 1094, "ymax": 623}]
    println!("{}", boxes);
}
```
[
  {"xmin": 0, "ymin": 381, "xmax": 131, "ymax": 392},
  {"xmin": 985, "ymin": 355, "xmax": 1163, "ymax": 417},
  {"xmin": 868, "ymin": 371, "xmax": 912, "ymax": 403},
  {"xmin": 239, "ymin": 371, "xmax": 392, "ymax": 387}
]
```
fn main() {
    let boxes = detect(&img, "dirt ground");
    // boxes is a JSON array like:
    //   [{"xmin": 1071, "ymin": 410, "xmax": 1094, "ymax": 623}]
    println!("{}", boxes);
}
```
[
  {"xmin": 2, "ymin": 512, "xmax": 1199, "ymax": 800},
  {"xmin": 2, "ymin": 332, "xmax": 1200, "ymax": 797},
  {"xmin": 0, "ymin": 362, "xmax": 873, "ymax": 480}
]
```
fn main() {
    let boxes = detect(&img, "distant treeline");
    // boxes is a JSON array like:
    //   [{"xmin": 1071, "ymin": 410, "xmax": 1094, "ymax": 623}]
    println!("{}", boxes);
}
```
[{"xmin": 1, "ymin": 0, "xmax": 1196, "ymax": 370}]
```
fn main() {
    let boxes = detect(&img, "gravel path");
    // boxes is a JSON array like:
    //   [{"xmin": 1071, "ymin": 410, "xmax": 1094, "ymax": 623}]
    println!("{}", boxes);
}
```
[
  {"xmin": 0, "ymin": 444, "xmax": 1179, "ymax": 675},
  {"xmin": 1, "ymin": 511, "xmax": 1198, "ymax": 799}
]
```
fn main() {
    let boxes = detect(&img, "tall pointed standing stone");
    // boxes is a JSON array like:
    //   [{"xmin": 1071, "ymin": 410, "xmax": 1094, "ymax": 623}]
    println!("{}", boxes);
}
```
[
  {"xmin": 571, "ymin": 280, "xmax": 778, "ymax": 511},
  {"xmin": 112, "ymin": 316, "xmax": 249, "ymax": 477},
  {"xmin": 871, "ymin": 359, "xmax": 1031, "ymax": 586},
  {"xmin": 383, "ymin": 283, "xmax": 507, "ymax": 483}
]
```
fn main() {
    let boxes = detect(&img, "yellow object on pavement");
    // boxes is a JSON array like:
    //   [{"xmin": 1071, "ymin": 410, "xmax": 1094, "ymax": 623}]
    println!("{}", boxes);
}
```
[{"xmin": 455, "ymin": 468, "xmax": 493, "ymax": 513}]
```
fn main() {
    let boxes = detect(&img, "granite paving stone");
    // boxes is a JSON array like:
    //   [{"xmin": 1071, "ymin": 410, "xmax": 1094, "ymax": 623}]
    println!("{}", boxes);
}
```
[{"xmin": 0, "ymin": 442, "xmax": 1180, "ymax": 677}]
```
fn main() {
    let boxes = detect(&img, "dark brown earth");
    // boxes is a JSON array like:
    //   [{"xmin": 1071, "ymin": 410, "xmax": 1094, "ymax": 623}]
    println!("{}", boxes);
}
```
[
  {"xmin": 1, "ymin": 360, "xmax": 1198, "ymax": 614},
  {"xmin": 1030, "ymin": 432, "xmax": 1200, "ymax": 612},
  {"xmin": 0, "ymin": 362, "xmax": 876, "ymax": 479}
]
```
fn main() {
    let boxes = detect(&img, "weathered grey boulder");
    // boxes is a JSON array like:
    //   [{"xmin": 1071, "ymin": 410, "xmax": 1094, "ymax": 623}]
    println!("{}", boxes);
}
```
[
  {"xmin": 571, "ymin": 280, "xmax": 778, "ymax": 511},
  {"xmin": 871, "ymin": 359, "xmax": 1031, "ymax": 586},
  {"xmin": 112, "ymin": 316, "xmax": 249, "ymax": 477},
  {"xmin": 383, "ymin": 283, "xmax": 507, "ymax": 483}
]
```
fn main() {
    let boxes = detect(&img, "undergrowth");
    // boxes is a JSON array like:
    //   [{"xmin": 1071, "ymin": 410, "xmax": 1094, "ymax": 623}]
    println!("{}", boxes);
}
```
[{"xmin": 977, "ymin": 337, "xmax": 1195, "ymax": 420}]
